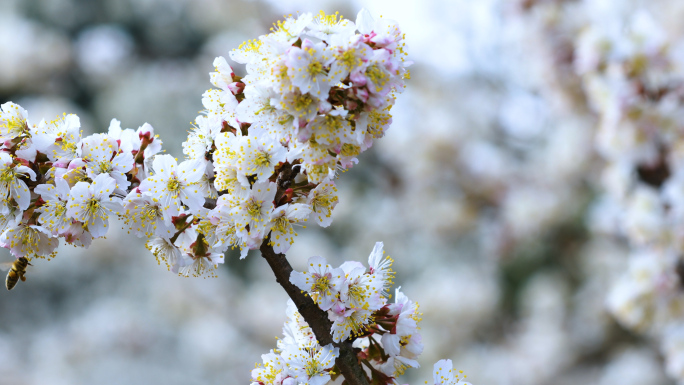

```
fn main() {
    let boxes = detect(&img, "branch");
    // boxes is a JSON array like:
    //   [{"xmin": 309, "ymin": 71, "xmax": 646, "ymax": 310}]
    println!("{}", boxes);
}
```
[
  {"xmin": 259, "ymin": 240, "xmax": 370, "ymax": 385},
  {"xmin": 203, "ymin": 198, "xmax": 217, "ymax": 210}
]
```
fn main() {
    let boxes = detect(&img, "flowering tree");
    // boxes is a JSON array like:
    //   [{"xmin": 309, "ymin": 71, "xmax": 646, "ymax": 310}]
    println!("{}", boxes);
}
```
[
  {"xmin": 509, "ymin": 0, "xmax": 684, "ymax": 381},
  {"xmin": 574, "ymin": 6, "xmax": 684, "ymax": 381},
  {"xmin": 0, "ymin": 10, "xmax": 470, "ymax": 385}
]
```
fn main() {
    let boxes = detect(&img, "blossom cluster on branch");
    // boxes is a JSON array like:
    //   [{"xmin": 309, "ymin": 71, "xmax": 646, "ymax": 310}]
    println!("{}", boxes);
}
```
[
  {"xmin": 254, "ymin": 242, "xmax": 470, "ymax": 385},
  {"xmin": 0, "ymin": 9, "xmax": 409, "ymax": 274},
  {"xmin": 0, "ymin": 8, "xmax": 473, "ymax": 385}
]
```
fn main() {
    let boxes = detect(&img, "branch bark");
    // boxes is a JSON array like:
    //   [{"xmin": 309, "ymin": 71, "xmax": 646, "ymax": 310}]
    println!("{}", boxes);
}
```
[{"xmin": 259, "ymin": 241, "xmax": 370, "ymax": 385}]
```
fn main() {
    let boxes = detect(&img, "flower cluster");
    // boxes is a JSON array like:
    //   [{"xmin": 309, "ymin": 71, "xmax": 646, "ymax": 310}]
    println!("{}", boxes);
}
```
[
  {"xmin": 0, "ymin": 102, "xmax": 163, "ymax": 259},
  {"xmin": 432, "ymin": 359, "xmax": 471, "ymax": 385},
  {"xmin": 252, "ymin": 301, "xmax": 339, "ymax": 385},
  {"xmin": 290, "ymin": 242, "xmax": 396, "ymax": 343},
  {"xmin": 0, "ymin": 9, "xmax": 477, "ymax": 385},
  {"xmin": 0, "ymin": 9, "xmax": 409, "ymax": 278},
  {"xmin": 252, "ymin": 242, "xmax": 470, "ymax": 385},
  {"xmin": 168, "ymin": 8, "xmax": 409, "ymax": 275}
]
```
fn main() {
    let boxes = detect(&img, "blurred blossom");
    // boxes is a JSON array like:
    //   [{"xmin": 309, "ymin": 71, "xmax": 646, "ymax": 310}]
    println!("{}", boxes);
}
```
[
  {"xmin": 599, "ymin": 348, "xmax": 669, "ymax": 385},
  {"xmin": 75, "ymin": 25, "xmax": 134, "ymax": 82},
  {"xmin": 0, "ymin": 15, "xmax": 70, "ymax": 91},
  {"xmin": 498, "ymin": 91, "xmax": 547, "ymax": 140}
]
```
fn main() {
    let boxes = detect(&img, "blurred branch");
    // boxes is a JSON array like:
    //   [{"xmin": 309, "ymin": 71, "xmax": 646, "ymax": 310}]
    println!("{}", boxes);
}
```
[
  {"xmin": 259, "ymin": 240, "xmax": 370, "ymax": 385},
  {"xmin": 203, "ymin": 198, "xmax": 217, "ymax": 210}
]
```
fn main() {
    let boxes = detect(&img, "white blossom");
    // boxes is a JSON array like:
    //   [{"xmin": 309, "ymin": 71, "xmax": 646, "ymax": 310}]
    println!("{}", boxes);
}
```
[
  {"xmin": 122, "ymin": 189, "xmax": 175, "ymax": 238},
  {"xmin": 35, "ymin": 176, "xmax": 72, "ymax": 235},
  {"xmin": 139, "ymin": 154, "xmax": 205, "ymax": 216},
  {"xmin": 231, "ymin": 181, "xmax": 276, "ymax": 240},
  {"xmin": 146, "ymin": 237, "xmax": 189, "ymax": 273},
  {"xmin": 0, "ymin": 102, "xmax": 29, "ymax": 142},
  {"xmin": 80, "ymin": 133, "xmax": 134, "ymax": 190},
  {"xmin": 0, "ymin": 222, "xmax": 57, "ymax": 258},
  {"xmin": 0, "ymin": 151, "xmax": 36, "ymax": 213},
  {"xmin": 290, "ymin": 255, "xmax": 345, "ymax": 311},
  {"xmin": 66, "ymin": 174, "xmax": 122, "ymax": 238},
  {"xmin": 282, "ymin": 343, "xmax": 338, "ymax": 385},
  {"xmin": 432, "ymin": 359, "xmax": 471, "ymax": 385},
  {"xmin": 306, "ymin": 178, "xmax": 338, "ymax": 227},
  {"xmin": 268, "ymin": 203, "xmax": 311, "ymax": 254}
]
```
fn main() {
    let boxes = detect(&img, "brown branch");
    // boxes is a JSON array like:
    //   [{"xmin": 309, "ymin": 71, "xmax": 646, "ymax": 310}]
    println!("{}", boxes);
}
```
[
  {"xmin": 203, "ymin": 198, "xmax": 217, "ymax": 210},
  {"xmin": 259, "ymin": 240, "xmax": 370, "ymax": 385}
]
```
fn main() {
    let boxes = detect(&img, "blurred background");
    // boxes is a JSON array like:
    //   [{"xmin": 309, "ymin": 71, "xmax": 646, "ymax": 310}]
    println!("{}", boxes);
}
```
[{"xmin": 0, "ymin": 0, "xmax": 676, "ymax": 384}]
